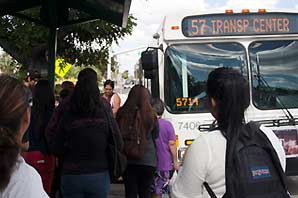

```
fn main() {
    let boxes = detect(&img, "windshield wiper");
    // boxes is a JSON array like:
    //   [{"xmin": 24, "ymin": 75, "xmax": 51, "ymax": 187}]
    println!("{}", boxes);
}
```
[
  {"xmin": 255, "ymin": 56, "xmax": 295, "ymax": 125},
  {"xmin": 198, "ymin": 120, "xmax": 217, "ymax": 131}
]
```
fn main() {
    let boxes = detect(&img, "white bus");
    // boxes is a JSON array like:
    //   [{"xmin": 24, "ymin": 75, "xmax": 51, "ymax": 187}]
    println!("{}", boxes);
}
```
[{"xmin": 140, "ymin": 9, "xmax": 298, "ymax": 175}]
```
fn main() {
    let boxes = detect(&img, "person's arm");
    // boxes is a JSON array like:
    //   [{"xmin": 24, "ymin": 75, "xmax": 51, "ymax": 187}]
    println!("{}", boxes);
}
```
[
  {"xmin": 112, "ymin": 93, "xmax": 121, "ymax": 117},
  {"xmin": 110, "ymin": 114, "xmax": 124, "ymax": 151},
  {"xmin": 45, "ymin": 100, "xmax": 68, "ymax": 153},
  {"xmin": 167, "ymin": 121, "xmax": 179, "ymax": 170},
  {"xmin": 171, "ymin": 136, "xmax": 209, "ymax": 198},
  {"xmin": 52, "ymin": 115, "xmax": 68, "ymax": 157},
  {"xmin": 169, "ymin": 140, "xmax": 179, "ymax": 171},
  {"xmin": 106, "ymin": 103, "xmax": 124, "ymax": 151}
]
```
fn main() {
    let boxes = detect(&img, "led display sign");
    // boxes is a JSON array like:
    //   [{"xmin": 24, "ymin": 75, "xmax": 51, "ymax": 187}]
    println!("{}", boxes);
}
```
[{"xmin": 182, "ymin": 13, "xmax": 298, "ymax": 37}]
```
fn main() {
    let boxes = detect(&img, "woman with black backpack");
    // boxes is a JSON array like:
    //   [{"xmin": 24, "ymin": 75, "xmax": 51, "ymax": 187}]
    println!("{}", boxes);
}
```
[{"xmin": 171, "ymin": 67, "xmax": 288, "ymax": 198}]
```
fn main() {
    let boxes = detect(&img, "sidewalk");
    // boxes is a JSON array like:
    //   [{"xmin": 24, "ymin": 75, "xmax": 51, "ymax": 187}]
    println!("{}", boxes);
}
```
[{"xmin": 109, "ymin": 184, "xmax": 125, "ymax": 198}]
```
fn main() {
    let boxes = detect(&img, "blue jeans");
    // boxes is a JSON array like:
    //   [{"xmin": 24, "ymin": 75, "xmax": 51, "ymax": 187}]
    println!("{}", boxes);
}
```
[{"xmin": 61, "ymin": 171, "xmax": 110, "ymax": 198}]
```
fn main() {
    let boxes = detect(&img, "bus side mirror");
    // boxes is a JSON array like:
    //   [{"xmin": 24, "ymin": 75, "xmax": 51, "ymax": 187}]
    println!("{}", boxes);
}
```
[{"xmin": 141, "ymin": 49, "xmax": 158, "ymax": 70}]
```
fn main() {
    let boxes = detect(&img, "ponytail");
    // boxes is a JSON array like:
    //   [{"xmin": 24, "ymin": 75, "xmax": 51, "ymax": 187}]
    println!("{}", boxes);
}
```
[
  {"xmin": 0, "ymin": 126, "xmax": 19, "ymax": 191},
  {"xmin": 206, "ymin": 67, "xmax": 249, "ymax": 197}
]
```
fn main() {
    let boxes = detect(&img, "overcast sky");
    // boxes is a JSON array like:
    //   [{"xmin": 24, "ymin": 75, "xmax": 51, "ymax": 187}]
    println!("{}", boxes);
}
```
[{"xmin": 112, "ymin": 0, "xmax": 298, "ymax": 75}]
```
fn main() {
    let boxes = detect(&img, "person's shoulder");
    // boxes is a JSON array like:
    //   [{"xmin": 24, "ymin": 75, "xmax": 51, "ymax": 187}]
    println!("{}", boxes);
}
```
[
  {"xmin": 159, "ymin": 118, "xmax": 172, "ymax": 126},
  {"xmin": 6, "ymin": 157, "xmax": 48, "ymax": 198},
  {"xmin": 15, "ymin": 157, "xmax": 42, "ymax": 182},
  {"xmin": 112, "ymin": 92, "xmax": 121, "ymax": 100},
  {"xmin": 192, "ymin": 129, "xmax": 224, "ymax": 147}
]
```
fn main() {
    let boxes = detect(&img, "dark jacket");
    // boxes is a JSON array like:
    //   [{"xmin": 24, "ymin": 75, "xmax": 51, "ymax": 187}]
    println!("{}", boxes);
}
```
[
  {"xmin": 45, "ymin": 97, "xmax": 114, "ymax": 153},
  {"xmin": 53, "ymin": 111, "xmax": 109, "ymax": 174},
  {"xmin": 45, "ymin": 96, "xmax": 123, "ymax": 174}
]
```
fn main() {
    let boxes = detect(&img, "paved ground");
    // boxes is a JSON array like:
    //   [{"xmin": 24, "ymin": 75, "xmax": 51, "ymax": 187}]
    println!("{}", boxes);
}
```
[
  {"xmin": 109, "ymin": 184, "xmax": 125, "ymax": 198},
  {"xmin": 109, "ymin": 176, "xmax": 298, "ymax": 197}
]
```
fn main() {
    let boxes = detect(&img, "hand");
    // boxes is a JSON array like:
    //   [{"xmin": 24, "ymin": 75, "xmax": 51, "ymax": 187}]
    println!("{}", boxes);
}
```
[{"xmin": 173, "ymin": 161, "xmax": 180, "ymax": 171}]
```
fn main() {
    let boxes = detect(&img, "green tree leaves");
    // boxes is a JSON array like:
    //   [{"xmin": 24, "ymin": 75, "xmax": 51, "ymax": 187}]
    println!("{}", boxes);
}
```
[{"xmin": 0, "ymin": 11, "xmax": 136, "ymax": 74}]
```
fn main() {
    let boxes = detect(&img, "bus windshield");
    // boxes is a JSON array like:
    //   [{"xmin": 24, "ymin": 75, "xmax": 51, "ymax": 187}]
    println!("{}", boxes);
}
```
[
  {"xmin": 164, "ymin": 42, "xmax": 248, "ymax": 113},
  {"xmin": 250, "ymin": 40, "xmax": 298, "ymax": 110}
]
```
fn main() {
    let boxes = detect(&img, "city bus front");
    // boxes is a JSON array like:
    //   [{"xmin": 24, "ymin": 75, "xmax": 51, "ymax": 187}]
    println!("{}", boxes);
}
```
[{"xmin": 141, "ymin": 11, "xmax": 298, "ymax": 175}]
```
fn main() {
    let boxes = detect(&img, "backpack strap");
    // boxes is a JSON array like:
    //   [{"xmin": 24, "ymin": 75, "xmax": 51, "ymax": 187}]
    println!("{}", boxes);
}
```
[{"xmin": 203, "ymin": 182, "xmax": 218, "ymax": 198}]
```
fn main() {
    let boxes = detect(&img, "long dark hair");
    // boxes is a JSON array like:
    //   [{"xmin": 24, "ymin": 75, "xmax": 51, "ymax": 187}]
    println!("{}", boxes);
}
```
[
  {"xmin": 206, "ymin": 67, "xmax": 249, "ymax": 197},
  {"xmin": 0, "ymin": 75, "xmax": 31, "ymax": 191},
  {"xmin": 32, "ymin": 80, "xmax": 55, "ymax": 139},
  {"xmin": 117, "ymin": 85, "xmax": 156, "ymax": 135},
  {"xmin": 70, "ymin": 68, "xmax": 104, "ymax": 117}
]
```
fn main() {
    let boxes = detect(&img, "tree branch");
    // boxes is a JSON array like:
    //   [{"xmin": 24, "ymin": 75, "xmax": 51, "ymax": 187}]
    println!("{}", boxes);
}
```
[{"xmin": 0, "ymin": 37, "xmax": 28, "ymax": 66}]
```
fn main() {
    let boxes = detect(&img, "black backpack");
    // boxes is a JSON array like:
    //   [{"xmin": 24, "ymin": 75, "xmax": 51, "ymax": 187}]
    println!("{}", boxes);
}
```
[{"xmin": 204, "ymin": 121, "xmax": 290, "ymax": 198}]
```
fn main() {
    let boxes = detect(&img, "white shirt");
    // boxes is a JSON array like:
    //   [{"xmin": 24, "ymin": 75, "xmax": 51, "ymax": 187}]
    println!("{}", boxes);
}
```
[
  {"xmin": 170, "ymin": 125, "xmax": 286, "ymax": 198},
  {"xmin": 0, "ymin": 156, "xmax": 48, "ymax": 198}
]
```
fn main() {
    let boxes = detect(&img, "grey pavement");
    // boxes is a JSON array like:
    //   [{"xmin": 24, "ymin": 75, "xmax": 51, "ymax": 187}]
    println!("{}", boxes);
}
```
[
  {"xmin": 109, "ymin": 176, "xmax": 298, "ymax": 197},
  {"xmin": 109, "ymin": 184, "xmax": 125, "ymax": 198}
]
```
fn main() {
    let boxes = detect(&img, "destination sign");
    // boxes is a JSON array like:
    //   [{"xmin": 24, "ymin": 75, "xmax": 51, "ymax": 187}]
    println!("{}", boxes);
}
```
[{"xmin": 182, "ymin": 13, "xmax": 298, "ymax": 37}]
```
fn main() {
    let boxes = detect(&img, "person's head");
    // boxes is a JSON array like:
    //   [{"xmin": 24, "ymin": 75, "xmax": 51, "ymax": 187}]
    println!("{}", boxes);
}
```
[
  {"xmin": 206, "ymin": 67, "xmax": 249, "ymax": 196},
  {"xmin": 61, "ymin": 81, "xmax": 74, "ymax": 92},
  {"xmin": 206, "ymin": 67, "xmax": 249, "ymax": 131},
  {"xmin": 27, "ymin": 71, "xmax": 40, "ymax": 87},
  {"xmin": 151, "ymin": 98, "xmax": 165, "ymax": 116},
  {"xmin": 125, "ymin": 85, "xmax": 152, "ymax": 109},
  {"xmin": 59, "ymin": 89, "xmax": 71, "ymax": 101},
  {"xmin": 71, "ymin": 68, "xmax": 103, "ymax": 117},
  {"xmin": 23, "ymin": 75, "xmax": 36, "ymax": 88},
  {"xmin": 0, "ymin": 75, "xmax": 32, "ymax": 191},
  {"xmin": 78, "ymin": 67, "xmax": 98, "ymax": 82},
  {"xmin": 103, "ymin": 80, "xmax": 115, "ymax": 97},
  {"xmin": 118, "ymin": 85, "xmax": 156, "ymax": 133}
]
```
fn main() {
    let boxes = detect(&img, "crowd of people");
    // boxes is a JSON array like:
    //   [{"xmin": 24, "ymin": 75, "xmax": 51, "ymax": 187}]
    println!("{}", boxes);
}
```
[{"xmin": 0, "ymin": 67, "xmax": 289, "ymax": 198}]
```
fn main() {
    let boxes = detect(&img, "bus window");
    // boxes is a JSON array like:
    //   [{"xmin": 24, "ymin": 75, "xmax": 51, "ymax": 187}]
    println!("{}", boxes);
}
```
[
  {"xmin": 249, "ymin": 40, "xmax": 298, "ymax": 110},
  {"xmin": 164, "ymin": 42, "xmax": 248, "ymax": 113}
]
